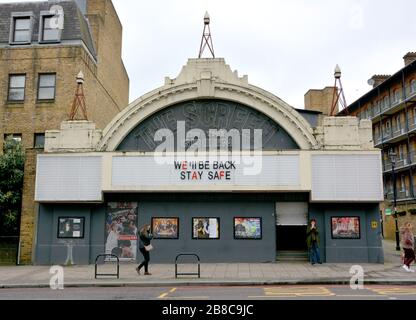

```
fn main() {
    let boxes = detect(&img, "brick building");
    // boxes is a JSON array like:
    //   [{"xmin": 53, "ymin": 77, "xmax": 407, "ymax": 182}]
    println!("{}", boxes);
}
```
[
  {"xmin": 0, "ymin": 0, "xmax": 129, "ymax": 263},
  {"xmin": 339, "ymin": 53, "xmax": 416, "ymax": 240}
]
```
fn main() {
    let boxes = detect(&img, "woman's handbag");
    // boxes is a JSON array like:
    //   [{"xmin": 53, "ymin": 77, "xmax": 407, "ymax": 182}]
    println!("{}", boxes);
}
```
[{"xmin": 144, "ymin": 244, "xmax": 154, "ymax": 252}]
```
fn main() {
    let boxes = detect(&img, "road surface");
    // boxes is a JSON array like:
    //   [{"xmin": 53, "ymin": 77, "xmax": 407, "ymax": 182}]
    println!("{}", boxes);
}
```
[{"xmin": 1, "ymin": 285, "xmax": 416, "ymax": 300}]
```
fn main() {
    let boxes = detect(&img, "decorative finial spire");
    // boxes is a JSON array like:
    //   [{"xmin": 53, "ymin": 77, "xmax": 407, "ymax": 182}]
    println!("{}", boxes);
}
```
[
  {"xmin": 69, "ymin": 71, "xmax": 88, "ymax": 121},
  {"xmin": 330, "ymin": 64, "xmax": 348, "ymax": 116},
  {"xmin": 198, "ymin": 11, "xmax": 215, "ymax": 58}
]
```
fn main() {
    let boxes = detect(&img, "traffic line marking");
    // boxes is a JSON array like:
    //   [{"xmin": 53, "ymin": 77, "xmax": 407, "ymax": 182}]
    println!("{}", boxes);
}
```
[
  {"xmin": 248, "ymin": 296, "xmax": 295, "ymax": 299},
  {"xmin": 263, "ymin": 287, "xmax": 335, "ymax": 297},
  {"xmin": 369, "ymin": 287, "xmax": 416, "ymax": 296},
  {"xmin": 165, "ymin": 296, "xmax": 210, "ymax": 300},
  {"xmin": 158, "ymin": 292, "xmax": 169, "ymax": 299},
  {"xmin": 158, "ymin": 287, "xmax": 177, "ymax": 299}
]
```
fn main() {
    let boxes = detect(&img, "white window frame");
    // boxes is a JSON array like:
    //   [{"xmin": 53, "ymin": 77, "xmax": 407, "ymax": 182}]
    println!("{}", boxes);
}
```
[
  {"xmin": 9, "ymin": 12, "xmax": 34, "ymax": 45},
  {"xmin": 39, "ymin": 11, "xmax": 64, "ymax": 43}
]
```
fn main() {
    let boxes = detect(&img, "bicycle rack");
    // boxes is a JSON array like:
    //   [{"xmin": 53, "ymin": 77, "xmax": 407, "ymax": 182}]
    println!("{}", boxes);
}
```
[
  {"xmin": 175, "ymin": 253, "xmax": 201, "ymax": 278},
  {"xmin": 95, "ymin": 254, "xmax": 120, "ymax": 279}
]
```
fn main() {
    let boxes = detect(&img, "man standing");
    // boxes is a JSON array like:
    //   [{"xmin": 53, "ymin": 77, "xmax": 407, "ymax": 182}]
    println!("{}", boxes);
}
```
[{"xmin": 307, "ymin": 219, "xmax": 322, "ymax": 265}]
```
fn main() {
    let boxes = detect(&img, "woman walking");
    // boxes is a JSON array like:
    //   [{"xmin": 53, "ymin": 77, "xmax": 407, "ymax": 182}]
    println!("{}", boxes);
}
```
[
  {"xmin": 401, "ymin": 222, "xmax": 415, "ymax": 273},
  {"xmin": 136, "ymin": 224, "xmax": 153, "ymax": 275}
]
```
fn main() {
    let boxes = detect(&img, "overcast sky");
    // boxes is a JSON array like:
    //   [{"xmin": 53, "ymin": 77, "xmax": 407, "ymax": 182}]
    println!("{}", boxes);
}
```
[{"xmin": 4, "ymin": 0, "xmax": 416, "ymax": 109}]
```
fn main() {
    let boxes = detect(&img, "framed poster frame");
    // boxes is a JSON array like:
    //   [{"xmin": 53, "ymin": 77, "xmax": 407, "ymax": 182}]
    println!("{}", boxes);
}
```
[
  {"xmin": 151, "ymin": 217, "xmax": 180, "ymax": 239},
  {"xmin": 233, "ymin": 217, "xmax": 263, "ymax": 240},
  {"xmin": 330, "ymin": 216, "xmax": 361, "ymax": 240},
  {"xmin": 192, "ymin": 217, "xmax": 220, "ymax": 240},
  {"xmin": 57, "ymin": 217, "xmax": 85, "ymax": 239}
]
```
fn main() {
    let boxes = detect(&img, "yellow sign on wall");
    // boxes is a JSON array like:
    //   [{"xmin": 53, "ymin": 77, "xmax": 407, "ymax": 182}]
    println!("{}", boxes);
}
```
[{"xmin": 371, "ymin": 221, "xmax": 378, "ymax": 229}]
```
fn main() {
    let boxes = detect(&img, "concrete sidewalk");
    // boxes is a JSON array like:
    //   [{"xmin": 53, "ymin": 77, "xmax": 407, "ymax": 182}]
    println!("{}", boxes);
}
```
[{"xmin": 0, "ymin": 240, "xmax": 414, "ymax": 288}]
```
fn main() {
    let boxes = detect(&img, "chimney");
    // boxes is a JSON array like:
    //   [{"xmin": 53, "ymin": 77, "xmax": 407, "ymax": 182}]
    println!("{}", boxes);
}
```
[
  {"xmin": 368, "ymin": 75, "xmax": 391, "ymax": 88},
  {"xmin": 304, "ymin": 87, "xmax": 338, "ymax": 116},
  {"xmin": 404, "ymin": 52, "xmax": 416, "ymax": 66}
]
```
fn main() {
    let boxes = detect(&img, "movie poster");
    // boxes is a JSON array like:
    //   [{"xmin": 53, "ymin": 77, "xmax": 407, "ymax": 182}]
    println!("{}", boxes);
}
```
[
  {"xmin": 152, "ymin": 217, "xmax": 179, "ymax": 239},
  {"xmin": 331, "ymin": 217, "xmax": 360, "ymax": 239},
  {"xmin": 192, "ymin": 218, "xmax": 220, "ymax": 239},
  {"xmin": 105, "ymin": 202, "xmax": 138, "ymax": 261},
  {"xmin": 58, "ymin": 217, "xmax": 85, "ymax": 239},
  {"xmin": 234, "ymin": 217, "xmax": 262, "ymax": 239}
]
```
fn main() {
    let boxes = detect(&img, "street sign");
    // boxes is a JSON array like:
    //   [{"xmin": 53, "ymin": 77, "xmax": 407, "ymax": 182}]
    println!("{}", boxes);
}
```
[{"xmin": 385, "ymin": 208, "xmax": 392, "ymax": 216}]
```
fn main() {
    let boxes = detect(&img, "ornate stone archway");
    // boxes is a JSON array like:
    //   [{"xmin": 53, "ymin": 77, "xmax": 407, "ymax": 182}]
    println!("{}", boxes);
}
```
[{"xmin": 99, "ymin": 59, "xmax": 319, "ymax": 151}]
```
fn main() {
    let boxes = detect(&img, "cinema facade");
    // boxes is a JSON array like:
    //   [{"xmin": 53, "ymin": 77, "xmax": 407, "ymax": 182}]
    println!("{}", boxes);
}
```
[{"xmin": 30, "ymin": 59, "xmax": 384, "ymax": 265}]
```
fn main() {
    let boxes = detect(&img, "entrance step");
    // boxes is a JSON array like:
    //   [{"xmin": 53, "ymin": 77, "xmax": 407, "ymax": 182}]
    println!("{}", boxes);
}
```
[{"xmin": 276, "ymin": 250, "xmax": 309, "ymax": 262}]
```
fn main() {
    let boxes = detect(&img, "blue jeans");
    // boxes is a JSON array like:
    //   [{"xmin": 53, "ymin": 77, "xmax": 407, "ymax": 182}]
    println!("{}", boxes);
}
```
[{"xmin": 310, "ymin": 242, "xmax": 321, "ymax": 264}]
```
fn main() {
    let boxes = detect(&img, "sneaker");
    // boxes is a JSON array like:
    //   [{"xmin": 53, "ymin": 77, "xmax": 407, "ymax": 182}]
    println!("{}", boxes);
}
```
[
  {"xmin": 403, "ymin": 265, "xmax": 410, "ymax": 272},
  {"xmin": 409, "ymin": 267, "xmax": 415, "ymax": 273},
  {"xmin": 144, "ymin": 272, "xmax": 152, "ymax": 276},
  {"xmin": 136, "ymin": 266, "xmax": 141, "ymax": 275}
]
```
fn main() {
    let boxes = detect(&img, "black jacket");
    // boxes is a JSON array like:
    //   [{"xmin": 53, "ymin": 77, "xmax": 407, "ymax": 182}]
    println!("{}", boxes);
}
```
[{"xmin": 139, "ymin": 232, "xmax": 153, "ymax": 249}]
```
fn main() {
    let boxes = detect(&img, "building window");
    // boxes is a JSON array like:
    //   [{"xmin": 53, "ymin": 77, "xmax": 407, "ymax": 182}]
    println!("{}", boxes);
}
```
[
  {"xmin": 387, "ymin": 180, "xmax": 393, "ymax": 194},
  {"xmin": 373, "ymin": 102, "xmax": 379, "ymax": 115},
  {"xmin": 380, "ymin": 98, "xmax": 386, "ymax": 110},
  {"xmin": 411, "ymin": 80, "xmax": 416, "ymax": 94},
  {"xmin": 399, "ymin": 145, "xmax": 405, "ymax": 160},
  {"xmin": 40, "ymin": 15, "xmax": 61, "ymax": 42},
  {"xmin": 34, "ymin": 133, "xmax": 45, "ymax": 149},
  {"xmin": 11, "ymin": 16, "xmax": 32, "ymax": 43},
  {"xmin": 395, "ymin": 115, "xmax": 401, "ymax": 131},
  {"xmin": 37, "ymin": 73, "xmax": 56, "ymax": 100},
  {"xmin": 4, "ymin": 133, "xmax": 22, "ymax": 143},
  {"xmin": 385, "ymin": 120, "xmax": 391, "ymax": 135},
  {"xmin": 366, "ymin": 108, "xmax": 371, "ymax": 119},
  {"xmin": 400, "ymin": 175, "xmax": 406, "ymax": 192},
  {"xmin": 384, "ymin": 96, "xmax": 390, "ymax": 109},
  {"xmin": 8, "ymin": 74, "xmax": 26, "ymax": 102},
  {"xmin": 393, "ymin": 89, "xmax": 401, "ymax": 103}
]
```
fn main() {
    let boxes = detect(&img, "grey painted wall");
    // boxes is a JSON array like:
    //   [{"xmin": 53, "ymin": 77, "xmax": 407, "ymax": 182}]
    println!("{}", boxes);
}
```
[
  {"xmin": 35, "ymin": 194, "xmax": 383, "ymax": 265},
  {"xmin": 36, "ymin": 204, "xmax": 105, "ymax": 265},
  {"xmin": 138, "ymin": 201, "xmax": 276, "ymax": 263},
  {"xmin": 309, "ymin": 203, "xmax": 383, "ymax": 263}
]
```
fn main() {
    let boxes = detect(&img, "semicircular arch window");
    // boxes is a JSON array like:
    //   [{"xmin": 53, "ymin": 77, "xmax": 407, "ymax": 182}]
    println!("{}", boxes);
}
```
[{"xmin": 116, "ymin": 100, "xmax": 300, "ymax": 151}]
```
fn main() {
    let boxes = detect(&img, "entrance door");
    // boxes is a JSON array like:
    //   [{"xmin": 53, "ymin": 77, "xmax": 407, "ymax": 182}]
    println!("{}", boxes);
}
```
[{"xmin": 276, "ymin": 202, "xmax": 308, "ymax": 261}]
